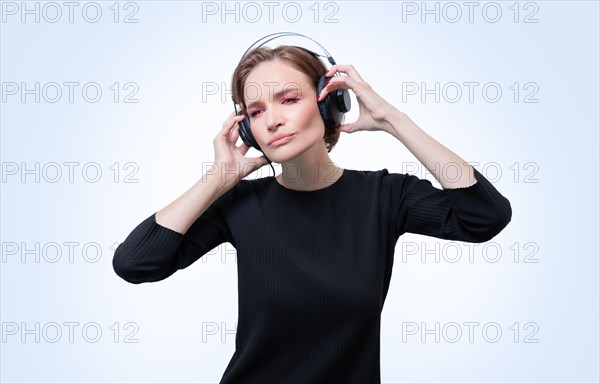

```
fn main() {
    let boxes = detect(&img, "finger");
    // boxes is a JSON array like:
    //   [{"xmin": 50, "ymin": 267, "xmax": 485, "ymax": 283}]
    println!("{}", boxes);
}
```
[
  {"xmin": 224, "ymin": 110, "xmax": 243, "ymax": 128},
  {"xmin": 255, "ymin": 155, "xmax": 269, "ymax": 168},
  {"xmin": 317, "ymin": 75, "xmax": 360, "ymax": 101},
  {"xmin": 220, "ymin": 113, "xmax": 245, "ymax": 137},
  {"xmin": 244, "ymin": 156, "xmax": 267, "ymax": 174},
  {"xmin": 219, "ymin": 111, "xmax": 237, "ymax": 134},
  {"xmin": 238, "ymin": 141, "xmax": 250, "ymax": 156},
  {"xmin": 336, "ymin": 122, "xmax": 355, "ymax": 133},
  {"xmin": 228, "ymin": 123, "xmax": 238, "ymax": 143},
  {"xmin": 324, "ymin": 64, "xmax": 364, "ymax": 82},
  {"xmin": 230, "ymin": 124, "xmax": 241, "ymax": 145}
]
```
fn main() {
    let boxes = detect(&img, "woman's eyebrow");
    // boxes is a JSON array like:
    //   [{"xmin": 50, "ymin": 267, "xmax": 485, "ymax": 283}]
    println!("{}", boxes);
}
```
[{"xmin": 246, "ymin": 88, "xmax": 301, "ymax": 110}]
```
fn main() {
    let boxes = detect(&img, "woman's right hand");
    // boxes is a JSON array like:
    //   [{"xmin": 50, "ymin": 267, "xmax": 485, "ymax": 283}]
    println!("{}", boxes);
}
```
[{"xmin": 212, "ymin": 111, "xmax": 270, "ymax": 187}]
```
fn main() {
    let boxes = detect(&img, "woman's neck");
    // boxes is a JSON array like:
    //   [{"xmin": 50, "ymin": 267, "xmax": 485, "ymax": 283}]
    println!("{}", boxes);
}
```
[{"xmin": 276, "ymin": 154, "xmax": 343, "ymax": 191}]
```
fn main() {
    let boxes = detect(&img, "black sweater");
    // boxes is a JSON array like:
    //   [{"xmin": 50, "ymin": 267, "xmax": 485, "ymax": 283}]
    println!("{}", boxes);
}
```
[{"xmin": 112, "ymin": 167, "xmax": 512, "ymax": 383}]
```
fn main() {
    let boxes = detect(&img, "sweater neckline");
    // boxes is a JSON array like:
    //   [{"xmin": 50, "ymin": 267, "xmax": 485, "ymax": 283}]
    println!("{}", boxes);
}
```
[{"xmin": 273, "ymin": 168, "xmax": 347, "ymax": 193}]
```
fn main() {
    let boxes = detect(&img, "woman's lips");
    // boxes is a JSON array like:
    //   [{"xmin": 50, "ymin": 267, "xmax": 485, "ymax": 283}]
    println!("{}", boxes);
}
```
[{"xmin": 270, "ymin": 134, "xmax": 294, "ymax": 147}]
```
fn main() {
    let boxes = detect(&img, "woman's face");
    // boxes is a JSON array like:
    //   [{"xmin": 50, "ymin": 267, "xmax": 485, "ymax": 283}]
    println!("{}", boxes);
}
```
[{"xmin": 243, "ymin": 59, "xmax": 326, "ymax": 163}]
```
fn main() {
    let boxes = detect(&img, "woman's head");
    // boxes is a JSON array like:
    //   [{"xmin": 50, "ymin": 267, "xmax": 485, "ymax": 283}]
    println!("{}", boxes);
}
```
[{"xmin": 231, "ymin": 45, "xmax": 340, "ymax": 159}]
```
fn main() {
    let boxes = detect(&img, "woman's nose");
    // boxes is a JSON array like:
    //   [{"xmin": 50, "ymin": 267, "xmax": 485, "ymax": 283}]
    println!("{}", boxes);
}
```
[{"xmin": 265, "ymin": 105, "xmax": 283, "ymax": 130}]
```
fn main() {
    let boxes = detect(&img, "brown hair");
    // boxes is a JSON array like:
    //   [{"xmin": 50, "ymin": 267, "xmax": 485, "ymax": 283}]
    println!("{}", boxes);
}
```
[{"xmin": 231, "ymin": 45, "xmax": 340, "ymax": 153}]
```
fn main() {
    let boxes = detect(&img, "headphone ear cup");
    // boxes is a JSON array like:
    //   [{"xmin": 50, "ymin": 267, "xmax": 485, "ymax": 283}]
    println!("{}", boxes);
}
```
[
  {"xmin": 317, "ymin": 75, "xmax": 335, "ymax": 129},
  {"xmin": 236, "ymin": 111, "xmax": 262, "ymax": 151},
  {"xmin": 317, "ymin": 75, "xmax": 351, "ymax": 130}
]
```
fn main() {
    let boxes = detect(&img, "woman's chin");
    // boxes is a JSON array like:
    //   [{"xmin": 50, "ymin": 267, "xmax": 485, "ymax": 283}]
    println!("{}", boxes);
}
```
[{"xmin": 267, "ymin": 145, "xmax": 302, "ymax": 163}]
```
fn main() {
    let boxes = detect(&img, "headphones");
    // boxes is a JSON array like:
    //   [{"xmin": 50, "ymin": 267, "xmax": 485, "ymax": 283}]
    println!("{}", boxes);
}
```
[{"xmin": 231, "ymin": 32, "xmax": 351, "ymax": 175}]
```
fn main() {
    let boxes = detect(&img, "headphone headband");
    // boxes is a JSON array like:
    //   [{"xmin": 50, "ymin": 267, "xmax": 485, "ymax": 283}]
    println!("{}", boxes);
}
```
[{"xmin": 238, "ymin": 31, "xmax": 337, "ymax": 66}]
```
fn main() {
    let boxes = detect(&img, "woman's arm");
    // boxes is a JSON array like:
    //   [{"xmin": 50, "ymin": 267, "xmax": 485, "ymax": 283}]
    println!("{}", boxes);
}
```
[
  {"xmin": 317, "ymin": 64, "xmax": 511, "ymax": 242},
  {"xmin": 384, "ymin": 167, "xmax": 512, "ymax": 243},
  {"xmin": 382, "ymin": 109, "xmax": 476, "ymax": 190},
  {"xmin": 379, "ymin": 109, "xmax": 511, "ymax": 242},
  {"xmin": 112, "ymin": 111, "xmax": 268, "ymax": 284},
  {"xmin": 112, "ymin": 166, "xmax": 238, "ymax": 284},
  {"xmin": 156, "ymin": 164, "xmax": 236, "ymax": 235}
]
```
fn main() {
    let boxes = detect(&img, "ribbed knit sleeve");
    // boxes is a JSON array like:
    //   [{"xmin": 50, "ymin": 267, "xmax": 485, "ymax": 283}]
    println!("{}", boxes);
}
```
[
  {"xmin": 112, "ymin": 186, "xmax": 237, "ymax": 284},
  {"xmin": 383, "ymin": 166, "xmax": 512, "ymax": 243}
]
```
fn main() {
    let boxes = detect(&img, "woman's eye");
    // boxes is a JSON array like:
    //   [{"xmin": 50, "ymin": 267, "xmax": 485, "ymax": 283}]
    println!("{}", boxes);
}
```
[{"xmin": 249, "ymin": 98, "xmax": 299, "ymax": 118}]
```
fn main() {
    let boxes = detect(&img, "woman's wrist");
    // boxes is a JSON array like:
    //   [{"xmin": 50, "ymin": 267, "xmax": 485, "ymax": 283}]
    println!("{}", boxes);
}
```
[{"xmin": 381, "ymin": 108, "xmax": 410, "ymax": 136}]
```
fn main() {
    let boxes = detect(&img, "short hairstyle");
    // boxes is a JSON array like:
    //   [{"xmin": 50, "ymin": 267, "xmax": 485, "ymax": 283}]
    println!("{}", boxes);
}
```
[{"xmin": 231, "ymin": 45, "xmax": 340, "ymax": 153}]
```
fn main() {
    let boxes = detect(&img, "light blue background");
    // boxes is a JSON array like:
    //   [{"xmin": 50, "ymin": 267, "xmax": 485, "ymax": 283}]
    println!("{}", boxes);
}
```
[{"xmin": 1, "ymin": 1, "xmax": 598, "ymax": 383}]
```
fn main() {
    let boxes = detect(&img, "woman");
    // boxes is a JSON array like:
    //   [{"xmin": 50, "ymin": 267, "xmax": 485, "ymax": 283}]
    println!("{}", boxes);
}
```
[{"xmin": 113, "ymin": 45, "xmax": 512, "ymax": 383}]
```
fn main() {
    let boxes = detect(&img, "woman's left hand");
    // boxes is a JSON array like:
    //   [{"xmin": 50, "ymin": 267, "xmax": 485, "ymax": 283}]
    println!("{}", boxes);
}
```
[{"xmin": 317, "ymin": 64, "xmax": 400, "ymax": 134}]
